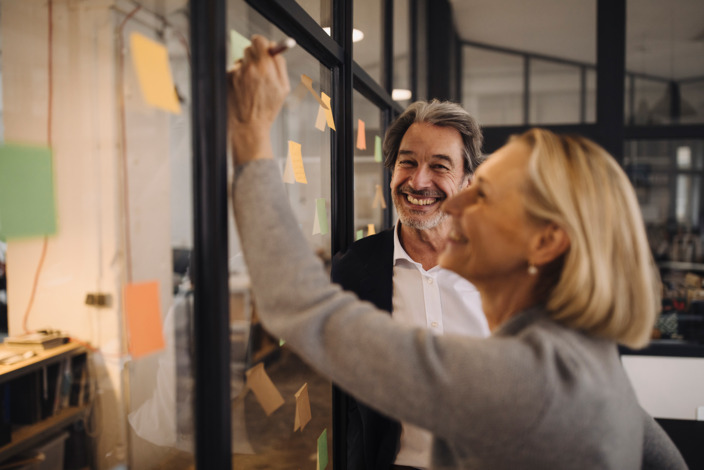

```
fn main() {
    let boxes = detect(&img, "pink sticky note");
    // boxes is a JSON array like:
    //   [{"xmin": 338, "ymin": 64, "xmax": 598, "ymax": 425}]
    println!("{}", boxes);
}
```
[
  {"xmin": 123, "ymin": 281, "xmax": 165, "ymax": 359},
  {"xmin": 356, "ymin": 119, "xmax": 367, "ymax": 150}
]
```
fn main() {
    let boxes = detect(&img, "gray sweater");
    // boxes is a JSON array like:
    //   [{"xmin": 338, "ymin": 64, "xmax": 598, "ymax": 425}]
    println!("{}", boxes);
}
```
[{"xmin": 233, "ymin": 159, "xmax": 686, "ymax": 469}]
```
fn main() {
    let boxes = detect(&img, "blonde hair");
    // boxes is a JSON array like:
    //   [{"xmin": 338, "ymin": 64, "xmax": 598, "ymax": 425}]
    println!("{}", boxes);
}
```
[{"xmin": 514, "ymin": 129, "xmax": 660, "ymax": 349}]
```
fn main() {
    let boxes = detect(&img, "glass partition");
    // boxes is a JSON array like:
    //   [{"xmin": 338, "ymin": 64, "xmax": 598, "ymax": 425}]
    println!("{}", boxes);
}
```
[
  {"xmin": 226, "ymin": 2, "xmax": 334, "ymax": 468},
  {"xmin": 462, "ymin": 46, "xmax": 523, "ymax": 126},
  {"xmin": 354, "ymin": 0, "xmax": 383, "ymax": 85},
  {"xmin": 529, "ymin": 59, "xmax": 581, "ymax": 125},
  {"xmin": 353, "ymin": 90, "xmax": 386, "ymax": 239},
  {"xmin": 393, "ymin": 0, "xmax": 411, "ymax": 107}
]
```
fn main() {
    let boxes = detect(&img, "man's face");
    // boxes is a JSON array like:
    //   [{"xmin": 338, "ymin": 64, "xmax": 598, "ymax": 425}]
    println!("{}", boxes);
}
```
[{"xmin": 390, "ymin": 122, "xmax": 470, "ymax": 230}]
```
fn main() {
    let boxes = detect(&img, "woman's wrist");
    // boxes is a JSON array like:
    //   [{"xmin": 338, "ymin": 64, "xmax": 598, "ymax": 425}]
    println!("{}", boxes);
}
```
[{"xmin": 231, "ymin": 125, "xmax": 274, "ymax": 164}]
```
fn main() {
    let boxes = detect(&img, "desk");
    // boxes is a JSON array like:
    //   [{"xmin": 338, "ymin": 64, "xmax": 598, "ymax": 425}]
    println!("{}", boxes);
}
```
[{"xmin": 0, "ymin": 342, "xmax": 89, "ymax": 464}]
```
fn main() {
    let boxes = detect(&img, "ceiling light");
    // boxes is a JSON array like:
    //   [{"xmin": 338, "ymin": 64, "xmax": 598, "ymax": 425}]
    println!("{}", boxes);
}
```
[
  {"xmin": 392, "ymin": 89, "xmax": 412, "ymax": 101},
  {"xmin": 322, "ymin": 27, "xmax": 365, "ymax": 43}
]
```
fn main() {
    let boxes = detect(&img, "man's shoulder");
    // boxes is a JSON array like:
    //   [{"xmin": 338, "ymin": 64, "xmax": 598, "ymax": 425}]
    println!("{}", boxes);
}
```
[{"xmin": 345, "ymin": 226, "xmax": 395, "ymax": 256}]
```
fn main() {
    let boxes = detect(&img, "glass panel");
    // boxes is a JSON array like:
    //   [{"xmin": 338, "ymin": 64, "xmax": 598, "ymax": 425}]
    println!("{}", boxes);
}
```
[
  {"xmin": 226, "ymin": 2, "xmax": 333, "ymax": 468},
  {"xmin": 680, "ymin": 79, "xmax": 704, "ymax": 125},
  {"xmin": 529, "ymin": 59, "xmax": 581, "ymax": 125},
  {"xmin": 625, "ymin": 0, "xmax": 704, "ymax": 126},
  {"xmin": 462, "ymin": 46, "xmax": 523, "ymax": 126},
  {"xmin": 354, "ymin": 0, "xmax": 383, "ymax": 85},
  {"xmin": 415, "ymin": 0, "xmax": 428, "ymax": 101},
  {"xmin": 296, "ymin": 0, "xmax": 332, "ymax": 28},
  {"xmin": 393, "ymin": 0, "xmax": 411, "ymax": 107},
  {"xmin": 625, "ymin": 139, "xmax": 704, "ymax": 342},
  {"xmin": 1, "ymin": 1, "xmax": 195, "ymax": 469},
  {"xmin": 354, "ymin": 90, "xmax": 386, "ymax": 239}
]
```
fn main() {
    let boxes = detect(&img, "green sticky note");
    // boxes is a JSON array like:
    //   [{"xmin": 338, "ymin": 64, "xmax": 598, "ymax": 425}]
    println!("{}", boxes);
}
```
[
  {"xmin": 279, "ymin": 338, "xmax": 286, "ymax": 347},
  {"xmin": 316, "ymin": 198, "xmax": 329, "ymax": 235},
  {"xmin": 317, "ymin": 428, "xmax": 328, "ymax": 470},
  {"xmin": 356, "ymin": 229, "xmax": 364, "ymax": 240},
  {"xmin": 230, "ymin": 29, "xmax": 251, "ymax": 65},
  {"xmin": 0, "ymin": 144, "xmax": 57, "ymax": 240},
  {"xmin": 374, "ymin": 135, "xmax": 382, "ymax": 162}
]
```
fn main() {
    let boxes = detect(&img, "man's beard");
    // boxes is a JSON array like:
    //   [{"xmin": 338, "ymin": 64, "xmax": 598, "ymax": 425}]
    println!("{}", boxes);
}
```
[{"xmin": 392, "ymin": 186, "xmax": 449, "ymax": 230}]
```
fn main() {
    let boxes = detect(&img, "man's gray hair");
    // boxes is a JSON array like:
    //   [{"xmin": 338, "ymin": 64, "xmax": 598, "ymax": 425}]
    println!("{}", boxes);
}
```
[{"xmin": 383, "ymin": 100, "xmax": 483, "ymax": 175}]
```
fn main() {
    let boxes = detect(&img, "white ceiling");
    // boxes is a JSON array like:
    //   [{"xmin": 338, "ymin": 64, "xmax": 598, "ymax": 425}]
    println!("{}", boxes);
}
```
[{"xmin": 449, "ymin": 0, "xmax": 704, "ymax": 80}]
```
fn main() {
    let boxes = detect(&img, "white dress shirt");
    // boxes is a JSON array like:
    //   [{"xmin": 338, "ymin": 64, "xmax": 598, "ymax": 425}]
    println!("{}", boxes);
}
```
[{"xmin": 391, "ymin": 222, "xmax": 489, "ymax": 469}]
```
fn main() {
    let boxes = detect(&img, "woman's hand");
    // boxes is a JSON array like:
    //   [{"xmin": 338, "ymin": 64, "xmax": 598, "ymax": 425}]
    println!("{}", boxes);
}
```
[{"xmin": 228, "ymin": 35, "xmax": 290, "ymax": 165}]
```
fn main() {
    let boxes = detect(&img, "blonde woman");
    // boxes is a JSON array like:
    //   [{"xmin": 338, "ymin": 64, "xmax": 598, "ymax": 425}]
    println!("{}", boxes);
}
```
[{"xmin": 229, "ymin": 36, "xmax": 686, "ymax": 469}]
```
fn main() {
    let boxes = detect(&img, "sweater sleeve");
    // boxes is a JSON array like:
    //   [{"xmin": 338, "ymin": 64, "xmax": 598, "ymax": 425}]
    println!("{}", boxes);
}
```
[
  {"xmin": 232, "ymin": 159, "xmax": 549, "ymax": 443},
  {"xmin": 640, "ymin": 409, "xmax": 688, "ymax": 469}
]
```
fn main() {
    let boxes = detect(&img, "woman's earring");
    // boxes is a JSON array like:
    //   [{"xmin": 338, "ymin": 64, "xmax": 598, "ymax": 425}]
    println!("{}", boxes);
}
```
[{"xmin": 527, "ymin": 264, "xmax": 538, "ymax": 276}]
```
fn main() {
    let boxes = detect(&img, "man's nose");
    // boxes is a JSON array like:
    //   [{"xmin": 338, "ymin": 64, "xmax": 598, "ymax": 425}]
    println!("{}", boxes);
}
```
[{"xmin": 409, "ymin": 166, "xmax": 433, "ymax": 189}]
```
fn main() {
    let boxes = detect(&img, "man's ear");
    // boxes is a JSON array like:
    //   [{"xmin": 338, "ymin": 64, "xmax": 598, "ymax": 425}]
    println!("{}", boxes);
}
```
[
  {"xmin": 531, "ymin": 223, "xmax": 570, "ymax": 266},
  {"xmin": 462, "ymin": 173, "xmax": 472, "ymax": 188}
]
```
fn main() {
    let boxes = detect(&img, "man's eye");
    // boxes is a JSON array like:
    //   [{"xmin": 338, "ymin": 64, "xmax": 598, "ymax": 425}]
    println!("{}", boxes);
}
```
[{"xmin": 432, "ymin": 164, "xmax": 449, "ymax": 171}]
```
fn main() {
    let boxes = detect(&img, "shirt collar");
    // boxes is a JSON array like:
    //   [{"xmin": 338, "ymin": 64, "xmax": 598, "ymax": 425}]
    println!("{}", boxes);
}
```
[{"xmin": 393, "ymin": 221, "xmax": 440, "ymax": 273}]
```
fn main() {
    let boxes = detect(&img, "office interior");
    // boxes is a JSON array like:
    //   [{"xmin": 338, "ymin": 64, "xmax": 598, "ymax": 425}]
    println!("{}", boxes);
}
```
[{"xmin": 0, "ymin": 0, "xmax": 702, "ymax": 468}]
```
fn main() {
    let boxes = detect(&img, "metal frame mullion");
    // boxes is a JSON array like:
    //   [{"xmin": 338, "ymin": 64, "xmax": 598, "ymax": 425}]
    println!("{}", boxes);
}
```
[{"xmin": 191, "ymin": 0, "xmax": 231, "ymax": 468}]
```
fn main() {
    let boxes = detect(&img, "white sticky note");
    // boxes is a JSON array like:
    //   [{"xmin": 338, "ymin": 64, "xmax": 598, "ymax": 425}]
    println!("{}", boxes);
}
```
[{"xmin": 371, "ymin": 184, "xmax": 387, "ymax": 209}]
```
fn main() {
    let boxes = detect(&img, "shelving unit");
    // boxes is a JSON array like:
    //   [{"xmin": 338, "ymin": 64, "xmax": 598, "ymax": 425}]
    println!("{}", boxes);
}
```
[{"xmin": 0, "ymin": 342, "xmax": 89, "ymax": 464}]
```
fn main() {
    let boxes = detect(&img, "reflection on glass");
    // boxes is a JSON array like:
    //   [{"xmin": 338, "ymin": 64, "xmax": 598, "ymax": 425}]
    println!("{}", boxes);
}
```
[
  {"xmin": 295, "ymin": 0, "xmax": 332, "ymax": 27},
  {"xmin": 680, "ymin": 80, "xmax": 704, "ymax": 125},
  {"xmin": 354, "ymin": 90, "xmax": 386, "ymax": 239},
  {"xmin": 226, "ymin": 3, "xmax": 334, "ymax": 468},
  {"xmin": 462, "ymin": 46, "xmax": 523, "ymax": 126},
  {"xmin": 529, "ymin": 59, "xmax": 580, "ymax": 125},
  {"xmin": 354, "ymin": 0, "xmax": 382, "ymax": 84}
]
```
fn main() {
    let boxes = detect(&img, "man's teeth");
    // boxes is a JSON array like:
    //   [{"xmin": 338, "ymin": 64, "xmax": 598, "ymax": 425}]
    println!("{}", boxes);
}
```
[{"xmin": 407, "ymin": 194, "xmax": 435, "ymax": 206}]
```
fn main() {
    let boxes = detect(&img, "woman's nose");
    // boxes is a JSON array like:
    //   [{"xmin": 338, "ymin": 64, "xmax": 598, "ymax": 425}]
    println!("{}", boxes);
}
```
[{"xmin": 443, "ymin": 187, "xmax": 472, "ymax": 215}]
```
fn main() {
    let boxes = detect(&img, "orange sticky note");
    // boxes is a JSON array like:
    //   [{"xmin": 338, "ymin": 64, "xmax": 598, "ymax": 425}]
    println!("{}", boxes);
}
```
[
  {"xmin": 367, "ymin": 224, "xmax": 376, "ymax": 236},
  {"xmin": 289, "ymin": 141, "xmax": 307, "ymax": 184},
  {"xmin": 300, "ymin": 74, "xmax": 329, "ymax": 109},
  {"xmin": 321, "ymin": 92, "xmax": 336, "ymax": 131},
  {"xmin": 294, "ymin": 383, "xmax": 312, "ymax": 431},
  {"xmin": 246, "ymin": 363, "xmax": 285, "ymax": 416},
  {"xmin": 372, "ymin": 184, "xmax": 387, "ymax": 209},
  {"xmin": 123, "ymin": 281, "xmax": 166, "ymax": 359},
  {"xmin": 356, "ymin": 119, "xmax": 367, "ymax": 150},
  {"xmin": 130, "ymin": 32, "xmax": 181, "ymax": 114},
  {"xmin": 315, "ymin": 105, "xmax": 327, "ymax": 131}
]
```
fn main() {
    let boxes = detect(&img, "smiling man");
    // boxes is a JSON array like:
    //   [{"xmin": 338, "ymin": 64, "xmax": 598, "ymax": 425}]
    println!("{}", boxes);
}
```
[{"xmin": 331, "ymin": 100, "xmax": 490, "ymax": 470}]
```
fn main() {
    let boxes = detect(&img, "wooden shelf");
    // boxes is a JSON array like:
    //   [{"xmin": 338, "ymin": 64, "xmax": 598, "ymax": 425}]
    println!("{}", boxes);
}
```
[
  {"xmin": 0, "ymin": 405, "xmax": 88, "ymax": 463},
  {"xmin": 0, "ymin": 342, "xmax": 86, "ymax": 384}
]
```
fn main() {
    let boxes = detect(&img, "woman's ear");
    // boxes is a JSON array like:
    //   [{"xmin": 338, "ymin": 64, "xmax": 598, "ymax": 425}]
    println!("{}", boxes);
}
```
[{"xmin": 531, "ymin": 223, "xmax": 570, "ymax": 266}]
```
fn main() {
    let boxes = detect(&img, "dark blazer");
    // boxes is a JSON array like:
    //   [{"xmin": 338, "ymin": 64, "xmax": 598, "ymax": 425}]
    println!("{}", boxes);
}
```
[{"xmin": 331, "ymin": 227, "xmax": 401, "ymax": 470}]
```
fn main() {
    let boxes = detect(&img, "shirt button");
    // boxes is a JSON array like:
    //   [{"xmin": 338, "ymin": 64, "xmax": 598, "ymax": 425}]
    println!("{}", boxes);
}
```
[
  {"xmin": 431, "ymin": 322, "xmax": 439, "ymax": 328},
  {"xmin": 427, "ymin": 278, "xmax": 433, "ymax": 284}
]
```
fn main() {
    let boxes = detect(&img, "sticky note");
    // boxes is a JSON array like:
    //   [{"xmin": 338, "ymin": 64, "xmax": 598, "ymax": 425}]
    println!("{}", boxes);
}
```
[
  {"xmin": 300, "ymin": 74, "xmax": 329, "ymax": 109},
  {"xmin": 356, "ymin": 119, "xmax": 367, "ymax": 150},
  {"xmin": 283, "ymin": 152, "xmax": 295, "ymax": 184},
  {"xmin": 313, "ymin": 198, "xmax": 329, "ymax": 235},
  {"xmin": 230, "ymin": 29, "xmax": 251, "ymax": 65},
  {"xmin": 130, "ymin": 32, "xmax": 181, "ymax": 114},
  {"xmin": 372, "ymin": 184, "xmax": 387, "ymax": 209},
  {"xmin": 245, "ymin": 363, "xmax": 285, "ymax": 416},
  {"xmin": 0, "ymin": 144, "xmax": 57, "ymax": 240},
  {"xmin": 123, "ymin": 281, "xmax": 166, "ymax": 359},
  {"xmin": 356, "ymin": 229, "xmax": 364, "ymax": 240},
  {"xmin": 293, "ymin": 383, "xmax": 312, "ymax": 432},
  {"xmin": 367, "ymin": 224, "xmax": 376, "ymax": 236},
  {"xmin": 317, "ymin": 429, "xmax": 328, "ymax": 470},
  {"xmin": 289, "ymin": 141, "xmax": 307, "ymax": 184},
  {"xmin": 320, "ymin": 92, "xmax": 336, "ymax": 131},
  {"xmin": 374, "ymin": 135, "xmax": 383, "ymax": 162},
  {"xmin": 315, "ymin": 105, "xmax": 327, "ymax": 132}
]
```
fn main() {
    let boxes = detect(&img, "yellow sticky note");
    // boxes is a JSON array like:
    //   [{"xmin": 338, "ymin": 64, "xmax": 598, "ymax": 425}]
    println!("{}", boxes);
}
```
[
  {"xmin": 123, "ymin": 281, "xmax": 166, "ymax": 359},
  {"xmin": 321, "ymin": 92, "xmax": 336, "ymax": 131},
  {"xmin": 230, "ymin": 29, "xmax": 251, "ymax": 65},
  {"xmin": 374, "ymin": 135, "xmax": 383, "ymax": 162},
  {"xmin": 289, "ymin": 141, "xmax": 307, "ymax": 184},
  {"xmin": 315, "ymin": 105, "xmax": 327, "ymax": 131},
  {"xmin": 356, "ymin": 119, "xmax": 367, "ymax": 150},
  {"xmin": 293, "ymin": 383, "xmax": 312, "ymax": 432},
  {"xmin": 300, "ymin": 74, "xmax": 329, "ymax": 109},
  {"xmin": 372, "ymin": 184, "xmax": 387, "ymax": 209},
  {"xmin": 245, "ymin": 363, "xmax": 285, "ymax": 416},
  {"xmin": 367, "ymin": 224, "xmax": 376, "ymax": 236},
  {"xmin": 130, "ymin": 32, "xmax": 181, "ymax": 114}
]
